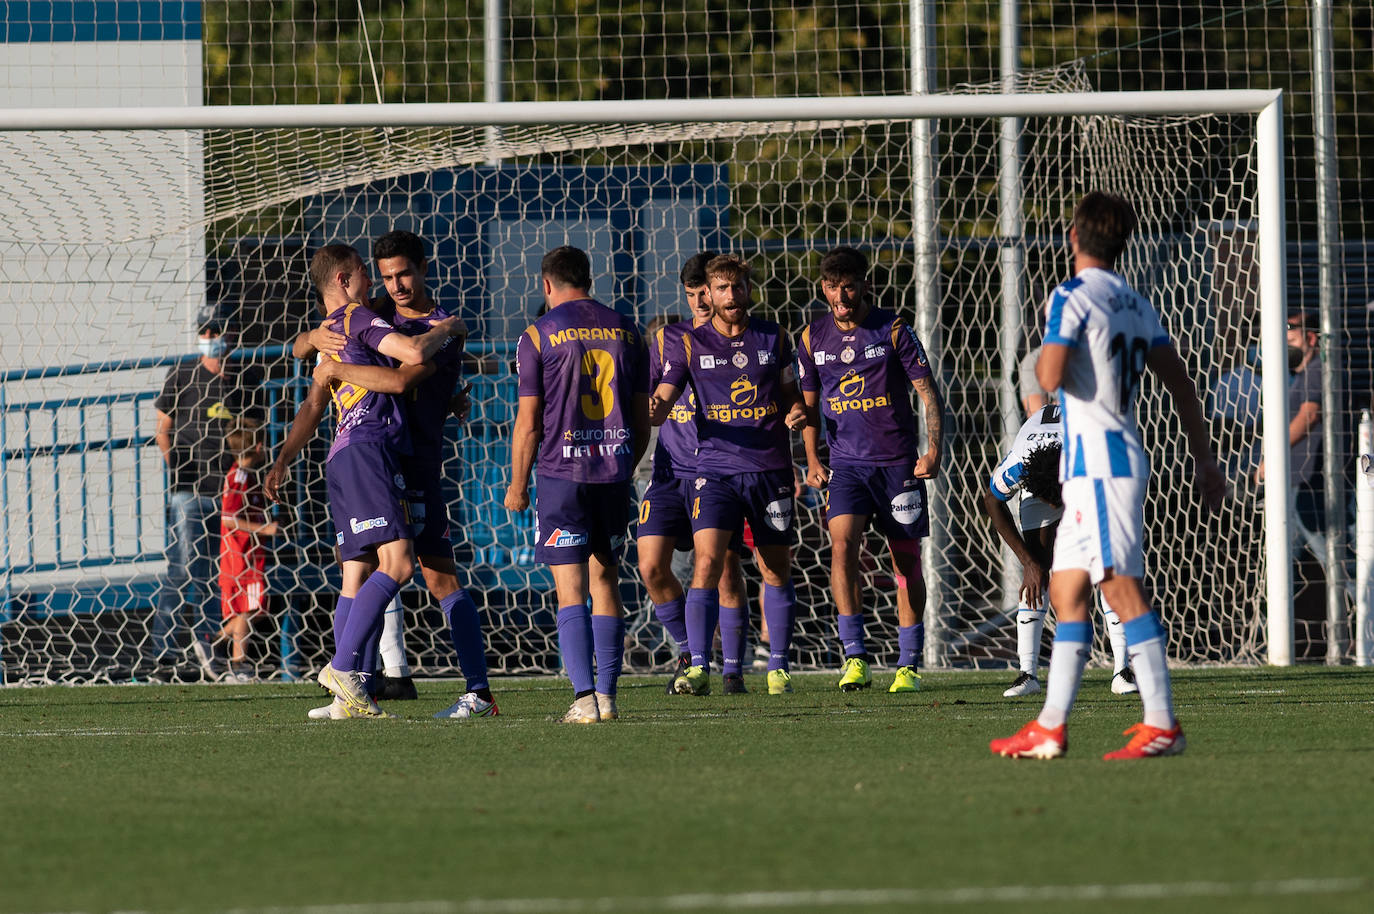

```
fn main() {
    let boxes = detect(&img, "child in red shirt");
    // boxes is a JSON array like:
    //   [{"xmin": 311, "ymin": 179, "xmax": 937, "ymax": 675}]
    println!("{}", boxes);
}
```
[{"xmin": 219, "ymin": 424, "xmax": 280, "ymax": 681}]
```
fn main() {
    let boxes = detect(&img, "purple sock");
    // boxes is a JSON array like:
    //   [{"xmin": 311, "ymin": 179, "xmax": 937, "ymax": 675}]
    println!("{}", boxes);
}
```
[
  {"xmin": 719, "ymin": 605, "xmax": 747, "ymax": 674},
  {"xmin": 332, "ymin": 572, "xmax": 400, "ymax": 671},
  {"xmin": 556, "ymin": 604, "xmax": 595, "ymax": 694},
  {"xmin": 684, "ymin": 588, "xmax": 720, "ymax": 669},
  {"xmin": 331, "ymin": 595, "xmax": 354, "ymax": 650},
  {"xmin": 763, "ymin": 581, "xmax": 796, "ymax": 672},
  {"xmin": 897, "ymin": 623, "xmax": 924, "ymax": 669},
  {"xmin": 442, "ymin": 589, "xmax": 489, "ymax": 692},
  {"xmin": 838, "ymin": 612, "xmax": 867, "ymax": 657},
  {"xmin": 592, "ymin": 614, "xmax": 626, "ymax": 695},
  {"xmin": 653, "ymin": 595, "xmax": 689, "ymax": 649}
]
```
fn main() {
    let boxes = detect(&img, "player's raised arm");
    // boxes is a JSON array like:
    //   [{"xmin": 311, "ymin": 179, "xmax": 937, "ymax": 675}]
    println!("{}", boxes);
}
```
[
  {"xmin": 314, "ymin": 358, "xmax": 434, "ymax": 394},
  {"xmin": 263, "ymin": 380, "xmax": 330, "ymax": 505},
  {"xmin": 504, "ymin": 394, "xmax": 542, "ymax": 512},
  {"xmin": 911, "ymin": 373, "xmax": 944, "ymax": 479},
  {"xmin": 1146, "ymin": 343, "xmax": 1226, "ymax": 511},
  {"xmin": 377, "ymin": 315, "xmax": 467, "ymax": 366}
]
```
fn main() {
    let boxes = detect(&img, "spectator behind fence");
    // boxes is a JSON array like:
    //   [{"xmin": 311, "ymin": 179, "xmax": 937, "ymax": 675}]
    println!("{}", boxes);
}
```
[
  {"xmin": 146, "ymin": 307, "xmax": 263, "ymax": 681},
  {"xmin": 218, "ymin": 423, "xmax": 280, "ymax": 682},
  {"xmin": 1256, "ymin": 309, "xmax": 1324, "ymax": 531}
]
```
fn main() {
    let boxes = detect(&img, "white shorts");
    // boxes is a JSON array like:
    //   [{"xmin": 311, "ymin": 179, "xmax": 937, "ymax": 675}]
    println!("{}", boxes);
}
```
[{"xmin": 1052, "ymin": 476, "xmax": 1146, "ymax": 583}]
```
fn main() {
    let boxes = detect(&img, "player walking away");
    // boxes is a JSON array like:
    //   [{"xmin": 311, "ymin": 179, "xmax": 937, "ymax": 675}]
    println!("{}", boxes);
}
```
[
  {"xmin": 268, "ymin": 243, "xmax": 462, "ymax": 719},
  {"xmin": 651, "ymin": 254, "xmax": 807, "ymax": 696},
  {"xmin": 507, "ymin": 246, "xmax": 650, "ymax": 724},
  {"xmin": 990, "ymin": 192, "xmax": 1225, "ymax": 760},
  {"xmin": 984, "ymin": 406, "xmax": 1136, "ymax": 698},
  {"xmin": 637, "ymin": 253, "xmax": 755, "ymax": 695},
  {"xmin": 796, "ymin": 247, "xmax": 942, "ymax": 694},
  {"xmin": 298, "ymin": 230, "xmax": 498, "ymax": 720}
]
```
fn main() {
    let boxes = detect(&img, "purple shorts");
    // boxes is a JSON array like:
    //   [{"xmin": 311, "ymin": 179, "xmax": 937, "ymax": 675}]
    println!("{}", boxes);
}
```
[
  {"xmin": 534, "ymin": 477, "xmax": 632, "ymax": 566},
  {"xmin": 326, "ymin": 442, "xmax": 413, "ymax": 561},
  {"xmin": 689, "ymin": 468, "xmax": 795, "ymax": 547},
  {"xmin": 825, "ymin": 463, "xmax": 928, "ymax": 541},
  {"xmin": 401, "ymin": 455, "xmax": 454, "ymax": 560},
  {"xmin": 637, "ymin": 475, "xmax": 749, "ymax": 554}
]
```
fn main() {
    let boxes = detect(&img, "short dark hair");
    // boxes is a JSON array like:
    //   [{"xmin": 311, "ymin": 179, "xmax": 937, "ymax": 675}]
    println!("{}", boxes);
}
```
[
  {"xmin": 705, "ymin": 253, "xmax": 751, "ymax": 284},
  {"xmin": 1287, "ymin": 309, "xmax": 1316, "ymax": 333},
  {"xmin": 373, "ymin": 230, "xmax": 426, "ymax": 267},
  {"xmin": 820, "ymin": 246, "xmax": 868, "ymax": 284},
  {"xmin": 680, "ymin": 252, "xmax": 717, "ymax": 287},
  {"xmin": 1073, "ymin": 191, "xmax": 1137, "ymax": 264},
  {"xmin": 225, "ymin": 422, "xmax": 262, "ymax": 459},
  {"xmin": 309, "ymin": 244, "xmax": 362, "ymax": 295},
  {"xmin": 541, "ymin": 245, "xmax": 592, "ymax": 291},
  {"xmin": 1021, "ymin": 442, "xmax": 1064, "ymax": 509}
]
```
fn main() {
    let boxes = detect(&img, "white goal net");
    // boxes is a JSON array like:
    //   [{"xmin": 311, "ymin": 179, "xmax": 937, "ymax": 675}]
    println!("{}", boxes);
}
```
[{"xmin": 0, "ymin": 78, "xmax": 1288, "ymax": 684}]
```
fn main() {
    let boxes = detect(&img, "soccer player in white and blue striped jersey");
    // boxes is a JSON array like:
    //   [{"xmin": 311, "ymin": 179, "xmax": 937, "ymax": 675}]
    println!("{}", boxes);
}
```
[{"xmin": 990, "ymin": 191, "xmax": 1224, "ymax": 761}]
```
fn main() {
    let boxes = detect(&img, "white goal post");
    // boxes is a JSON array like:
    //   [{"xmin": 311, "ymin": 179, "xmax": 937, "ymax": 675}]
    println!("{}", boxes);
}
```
[{"xmin": 0, "ymin": 89, "xmax": 1295, "ymax": 684}]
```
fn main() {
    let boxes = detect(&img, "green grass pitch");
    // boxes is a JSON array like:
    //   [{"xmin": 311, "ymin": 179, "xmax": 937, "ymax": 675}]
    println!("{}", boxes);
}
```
[{"xmin": 1, "ymin": 667, "xmax": 1372, "ymax": 914}]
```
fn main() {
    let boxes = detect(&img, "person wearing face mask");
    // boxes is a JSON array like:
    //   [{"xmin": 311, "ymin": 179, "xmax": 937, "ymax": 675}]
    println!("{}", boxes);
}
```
[
  {"xmin": 145, "ymin": 307, "xmax": 264, "ymax": 681},
  {"xmin": 1256, "ymin": 309, "xmax": 1324, "ymax": 532}
]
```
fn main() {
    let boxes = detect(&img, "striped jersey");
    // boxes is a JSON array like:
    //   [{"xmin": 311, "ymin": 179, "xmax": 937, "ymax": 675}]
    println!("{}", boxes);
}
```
[
  {"xmin": 988, "ymin": 403, "xmax": 1064, "ymax": 531},
  {"xmin": 1042, "ymin": 267, "xmax": 1168, "ymax": 481}
]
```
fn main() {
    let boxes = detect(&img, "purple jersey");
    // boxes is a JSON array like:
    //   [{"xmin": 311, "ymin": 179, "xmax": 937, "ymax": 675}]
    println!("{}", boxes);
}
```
[
  {"xmin": 796, "ymin": 307, "xmax": 932, "ymax": 467},
  {"xmin": 648, "ymin": 320, "xmax": 699, "ymax": 479},
  {"xmin": 659, "ymin": 316, "xmax": 794, "ymax": 475},
  {"xmin": 392, "ymin": 302, "xmax": 464, "ymax": 464},
  {"xmin": 323, "ymin": 301, "xmax": 411, "ymax": 463},
  {"xmin": 516, "ymin": 298, "xmax": 649, "ymax": 484}
]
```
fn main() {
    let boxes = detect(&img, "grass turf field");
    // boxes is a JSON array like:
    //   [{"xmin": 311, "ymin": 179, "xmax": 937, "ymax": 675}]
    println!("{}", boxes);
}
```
[{"xmin": 1, "ymin": 666, "xmax": 1372, "ymax": 914}]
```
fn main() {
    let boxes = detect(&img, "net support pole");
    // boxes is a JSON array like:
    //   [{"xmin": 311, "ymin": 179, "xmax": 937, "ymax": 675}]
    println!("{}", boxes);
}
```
[
  {"xmin": 997, "ymin": 0, "xmax": 1025, "ymax": 617},
  {"xmin": 484, "ymin": 0, "xmax": 504, "ymax": 165},
  {"xmin": 1356, "ymin": 411, "xmax": 1373, "ymax": 666},
  {"xmin": 1312, "ymin": 0, "xmax": 1348, "ymax": 663},
  {"xmin": 1258, "ymin": 93, "xmax": 1294, "ymax": 666},
  {"xmin": 911, "ymin": 0, "xmax": 946, "ymax": 668}
]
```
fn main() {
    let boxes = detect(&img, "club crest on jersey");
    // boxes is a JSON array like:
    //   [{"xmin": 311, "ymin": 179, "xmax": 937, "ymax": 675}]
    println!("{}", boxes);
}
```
[
  {"xmin": 543, "ymin": 528, "xmax": 588, "ymax": 548},
  {"xmin": 731, "ymin": 351, "xmax": 749, "ymax": 369},
  {"xmin": 840, "ymin": 346, "xmax": 855, "ymax": 364}
]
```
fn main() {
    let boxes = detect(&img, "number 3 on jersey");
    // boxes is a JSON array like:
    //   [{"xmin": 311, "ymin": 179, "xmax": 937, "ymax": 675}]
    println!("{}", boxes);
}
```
[{"xmin": 580, "ymin": 349, "xmax": 616, "ymax": 420}]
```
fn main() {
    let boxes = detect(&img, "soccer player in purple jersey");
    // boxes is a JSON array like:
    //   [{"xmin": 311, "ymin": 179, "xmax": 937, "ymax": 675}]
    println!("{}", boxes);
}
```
[
  {"xmin": 299, "ymin": 231, "xmax": 498, "ymax": 721},
  {"xmin": 991, "ymin": 192, "xmax": 1224, "ymax": 761},
  {"xmin": 637, "ymin": 253, "xmax": 754, "ymax": 695},
  {"xmin": 796, "ymin": 247, "xmax": 944, "ymax": 694},
  {"xmin": 266, "ymin": 243, "xmax": 462, "ymax": 718},
  {"xmin": 506, "ymin": 246, "xmax": 650, "ymax": 724},
  {"xmin": 651, "ymin": 254, "xmax": 808, "ymax": 697}
]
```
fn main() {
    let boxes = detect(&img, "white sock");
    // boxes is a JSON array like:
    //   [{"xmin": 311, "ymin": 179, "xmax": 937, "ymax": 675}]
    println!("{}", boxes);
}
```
[
  {"xmin": 1102, "ymin": 604, "xmax": 1128, "ymax": 674},
  {"xmin": 1015, "ymin": 606, "xmax": 1046, "ymax": 675},
  {"xmin": 1037, "ymin": 621, "xmax": 1092, "ymax": 730},
  {"xmin": 379, "ymin": 594, "xmax": 411, "ymax": 678},
  {"xmin": 1129, "ymin": 634, "xmax": 1176, "ymax": 729}
]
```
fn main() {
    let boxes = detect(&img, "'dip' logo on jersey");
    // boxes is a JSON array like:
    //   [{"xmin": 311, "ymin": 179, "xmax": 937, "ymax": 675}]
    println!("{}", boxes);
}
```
[
  {"xmin": 543, "ymin": 528, "xmax": 589, "ymax": 548},
  {"xmin": 730, "ymin": 375, "xmax": 758, "ymax": 406},
  {"xmin": 838, "ymin": 370, "xmax": 865, "ymax": 399}
]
